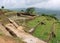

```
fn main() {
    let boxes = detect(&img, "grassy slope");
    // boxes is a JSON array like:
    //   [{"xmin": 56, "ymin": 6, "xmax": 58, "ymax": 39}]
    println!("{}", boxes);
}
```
[
  {"xmin": 0, "ymin": 14, "xmax": 10, "ymax": 25},
  {"xmin": 25, "ymin": 16, "xmax": 60, "ymax": 43},
  {"xmin": 0, "ymin": 9, "xmax": 60, "ymax": 43},
  {"xmin": 25, "ymin": 16, "xmax": 46, "ymax": 31}
]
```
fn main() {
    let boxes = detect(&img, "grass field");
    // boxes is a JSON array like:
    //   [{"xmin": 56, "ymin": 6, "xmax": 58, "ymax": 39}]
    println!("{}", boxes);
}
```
[{"xmin": 25, "ymin": 16, "xmax": 60, "ymax": 43}]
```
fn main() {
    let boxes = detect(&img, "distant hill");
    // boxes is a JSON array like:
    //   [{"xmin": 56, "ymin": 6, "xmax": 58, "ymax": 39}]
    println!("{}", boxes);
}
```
[
  {"xmin": 10, "ymin": 8, "xmax": 26, "ymax": 12},
  {"xmin": 35, "ymin": 8, "xmax": 60, "ymax": 19},
  {"xmin": 10, "ymin": 8, "xmax": 60, "ymax": 19}
]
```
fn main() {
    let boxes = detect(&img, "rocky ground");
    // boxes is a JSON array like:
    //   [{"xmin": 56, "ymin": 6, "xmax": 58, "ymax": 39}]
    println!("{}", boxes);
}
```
[{"xmin": 0, "ymin": 18, "xmax": 46, "ymax": 43}]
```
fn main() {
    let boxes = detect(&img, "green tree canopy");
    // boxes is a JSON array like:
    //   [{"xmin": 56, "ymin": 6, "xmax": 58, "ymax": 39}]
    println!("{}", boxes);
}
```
[
  {"xmin": 1, "ymin": 6, "xmax": 4, "ymax": 9},
  {"xmin": 26, "ymin": 7, "xmax": 36, "ymax": 15}
]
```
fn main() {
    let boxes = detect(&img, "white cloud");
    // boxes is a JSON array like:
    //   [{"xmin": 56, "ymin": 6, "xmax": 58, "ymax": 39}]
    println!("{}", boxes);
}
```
[
  {"xmin": 0, "ymin": 0, "xmax": 48, "ymax": 8},
  {"xmin": 26, "ymin": 0, "xmax": 47, "ymax": 5},
  {"xmin": 0, "ymin": 0, "xmax": 26, "ymax": 8},
  {"xmin": 2, "ymin": 0, "xmax": 17, "ymax": 8},
  {"xmin": 0, "ymin": 0, "xmax": 60, "ymax": 10},
  {"xmin": 28, "ymin": 0, "xmax": 60, "ymax": 10},
  {"xmin": 26, "ymin": 0, "xmax": 41, "ymax": 4}
]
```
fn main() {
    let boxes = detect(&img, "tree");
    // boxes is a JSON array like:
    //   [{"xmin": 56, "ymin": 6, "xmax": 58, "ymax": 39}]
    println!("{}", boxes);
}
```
[
  {"xmin": 20, "ymin": 10, "xmax": 24, "ymax": 12},
  {"xmin": 41, "ymin": 14, "xmax": 58, "ymax": 21},
  {"xmin": 26, "ymin": 7, "xmax": 36, "ymax": 15},
  {"xmin": 1, "ymin": 6, "xmax": 4, "ymax": 9}
]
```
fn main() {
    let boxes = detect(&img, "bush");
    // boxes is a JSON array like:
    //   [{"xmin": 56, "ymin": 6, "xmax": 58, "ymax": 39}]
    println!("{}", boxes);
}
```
[{"xmin": 41, "ymin": 14, "xmax": 58, "ymax": 21}]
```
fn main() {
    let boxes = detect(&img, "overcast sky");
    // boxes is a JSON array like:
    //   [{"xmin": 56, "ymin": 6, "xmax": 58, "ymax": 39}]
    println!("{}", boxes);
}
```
[{"xmin": 0, "ymin": 0, "xmax": 60, "ymax": 10}]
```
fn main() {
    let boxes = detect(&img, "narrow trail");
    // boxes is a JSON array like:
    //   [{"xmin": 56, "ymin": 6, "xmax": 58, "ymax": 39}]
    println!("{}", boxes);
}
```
[{"xmin": 3, "ymin": 19, "xmax": 46, "ymax": 43}]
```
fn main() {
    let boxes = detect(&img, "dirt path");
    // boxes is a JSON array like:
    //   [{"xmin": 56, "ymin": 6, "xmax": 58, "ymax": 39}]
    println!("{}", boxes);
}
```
[
  {"xmin": 5, "ymin": 23, "xmax": 46, "ymax": 43},
  {"xmin": 0, "ymin": 35, "xmax": 19, "ymax": 43}
]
